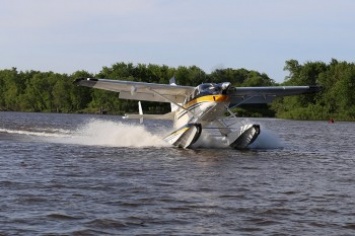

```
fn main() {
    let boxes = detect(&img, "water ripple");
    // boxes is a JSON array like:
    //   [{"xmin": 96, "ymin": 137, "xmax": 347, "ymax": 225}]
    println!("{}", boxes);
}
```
[{"xmin": 1, "ymin": 113, "xmax": 355, "ymax": 235}]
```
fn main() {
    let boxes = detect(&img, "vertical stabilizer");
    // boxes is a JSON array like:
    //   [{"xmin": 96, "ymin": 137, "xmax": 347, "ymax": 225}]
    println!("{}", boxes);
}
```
[
  {"xmin": 138, "ymin": 101, "xmax": 143, "ymax": 124},
  {"xmin": 169, "ymin": 76, "xmax": 177, "ymax": 85}
]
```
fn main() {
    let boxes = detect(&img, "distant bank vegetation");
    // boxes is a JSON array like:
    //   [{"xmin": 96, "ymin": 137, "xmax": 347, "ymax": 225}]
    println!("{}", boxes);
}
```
[{"xmin": 0, "ymin": 59, "xmax": 354, "ymax": 120}]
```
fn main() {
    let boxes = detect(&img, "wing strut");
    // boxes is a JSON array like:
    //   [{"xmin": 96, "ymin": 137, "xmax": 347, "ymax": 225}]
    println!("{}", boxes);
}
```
[
  {"xmin": 229, "ymin": 94, "xmax": 264, "ymax": 109},
  {"xmin": 149, "ymin": 88, "xmax": 199, "ymax": 119}
]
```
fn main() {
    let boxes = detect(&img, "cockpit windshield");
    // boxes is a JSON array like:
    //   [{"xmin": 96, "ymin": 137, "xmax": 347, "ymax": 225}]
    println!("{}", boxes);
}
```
[
  {"xmin": 186, "ymin": 82, "xmax": 231, "ymax": 103},
  {"xmin": 195, "ymin": 83, "xmax": 221, "ymax": 96}
]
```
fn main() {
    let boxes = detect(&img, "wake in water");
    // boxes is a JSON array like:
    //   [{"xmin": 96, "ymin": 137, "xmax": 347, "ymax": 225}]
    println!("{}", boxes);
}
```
[
  {"xmin": 249, "ymin": 127, "xmax": 283, "ymax": 149},
  {"xmin": 0, "ymin": 119, "xmax": 169, "ymax": 148},
  {"xmin": 0, "ymin": 118, "xmax": 283, "ymax": 149},
  {"xmin": 73, "ymin": 120, "xmax": 283, "ymax": 149},
  {"xmin": 242, "ymin": 119, "xmax": 283, "ymax": 149},
  {"xmin": 66, "ymin": 119, "xmax": 169, "ymax": 148},
  {"xmin": 0, "ymin": 127, "xmax": 71, "ymax": 138},
  {"xmin": 191, "ymin": 119, "xmax": 283, "ymax": 149}
]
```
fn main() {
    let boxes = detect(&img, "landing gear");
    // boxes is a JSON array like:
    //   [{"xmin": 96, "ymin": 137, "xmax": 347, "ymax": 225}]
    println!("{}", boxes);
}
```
[
  {"xmin": 164, "ymin": 123, "xmax": 202, "ymax": 148},
  {"xmin": 228, "ymin": 124, "xmax": 260, "ymax": 149}
]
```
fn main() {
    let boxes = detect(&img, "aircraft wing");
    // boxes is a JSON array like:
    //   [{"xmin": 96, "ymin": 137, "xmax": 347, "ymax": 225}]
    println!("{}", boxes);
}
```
[
  {"xmin": 74, "ymin": 78, "xmax": 195, "ymax": 103},
  {"xmin": 229, "ymin": 86, "xmax": 321, "ymax": 107}
]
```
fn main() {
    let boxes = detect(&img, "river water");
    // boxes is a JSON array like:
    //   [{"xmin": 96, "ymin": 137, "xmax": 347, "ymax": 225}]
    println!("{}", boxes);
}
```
[{"xmin": 0, "ymin": 112, "xmax": 354, "ymax": 235}]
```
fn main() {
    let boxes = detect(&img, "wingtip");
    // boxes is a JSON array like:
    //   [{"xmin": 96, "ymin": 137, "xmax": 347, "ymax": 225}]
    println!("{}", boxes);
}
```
[
  {"xmin": 72, "ymin": 77, "xmax": 98, "ymax": 84},
  {"xmin": 73, "ymin": 78, "xmax": 83, "ymax": 84},
  {"xmin": 309, "ymin": 85, "xmax": 323, "ymax": 93}
]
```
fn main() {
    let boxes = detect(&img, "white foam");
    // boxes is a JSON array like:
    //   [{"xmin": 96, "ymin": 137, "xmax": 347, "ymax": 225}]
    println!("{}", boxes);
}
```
[
  {"xmin": 0, "ymin": 127, "xmax": 70, "ymax": 137},
  {"xmin": 191, "ymin": 131, "xmax": 228, "ymax": 149},
  {"xmin": 61, "ymin": 119, "xmax": 170, "ymax": 148},
  {"xmin": 192, "ymin": 120, "xmax": 284, "ymax": 149},
  {"xmin": 249, "ymin": 126, "xmax": 283, "ymax": 149},
  {"xmin": 230, "ymin": 119, "xmax": 284, "ymax": 149},
  {"xmin": 1, "ymin": 118, "xmax": 283, "ymax": 149}
]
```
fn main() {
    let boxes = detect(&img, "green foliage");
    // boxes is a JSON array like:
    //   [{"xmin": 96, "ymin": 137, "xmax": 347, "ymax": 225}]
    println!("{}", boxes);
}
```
[
  {"xmin": 234, "ymin": 104, "xmax": 275, "ymax": 118},
  {"xmin": 0, "ymin": 68, "xmax": 93, "ymax": 113},
  {"xmin": 272, "ymin": 59, "xmax": 355, "ymax": 120},
  {"xmin": 209, "ymin": 68, "xmax": 276, "ymax": 86},
  {"xmin": 1, "ymin": 60, "xmax": 355, "ymax": 120}
]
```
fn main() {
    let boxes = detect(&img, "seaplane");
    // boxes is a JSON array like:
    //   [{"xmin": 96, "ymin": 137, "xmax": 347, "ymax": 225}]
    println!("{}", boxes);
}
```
[{"xmin": 74, "ymin": 77, "xmax": 320, "ymax": 149}]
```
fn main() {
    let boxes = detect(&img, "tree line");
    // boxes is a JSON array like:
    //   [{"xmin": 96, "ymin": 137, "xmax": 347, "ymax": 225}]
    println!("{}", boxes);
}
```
[
  {"xmin": 0, "ymin": 60, "xmax": 354, "ymax": 120},
  {"xmin": 272, "ymin": 59, "xmax": 355, "ymax": 120}
]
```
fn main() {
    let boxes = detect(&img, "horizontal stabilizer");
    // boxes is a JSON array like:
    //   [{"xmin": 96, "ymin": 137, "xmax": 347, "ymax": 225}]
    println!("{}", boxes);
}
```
[
  {"xmin": 164, "ymin": 123, "xmax": 202, "ymax": 148},
  {"xmin": 228, "ymin": 124, "xmax": 260, "ymax": 149},
  {"xmin": 124, "ymin": 112, "xmax": 175, "ymax": 120}
]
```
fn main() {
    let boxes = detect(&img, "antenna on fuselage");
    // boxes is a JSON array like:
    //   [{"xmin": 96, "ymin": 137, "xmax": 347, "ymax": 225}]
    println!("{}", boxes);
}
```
[{"xmin": 169, "ymin": 76, "xmax": 180, "ymax": 112}]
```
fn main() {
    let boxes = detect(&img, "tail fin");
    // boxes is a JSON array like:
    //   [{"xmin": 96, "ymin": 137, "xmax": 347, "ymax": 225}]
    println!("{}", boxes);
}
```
[
  {"xmin": 169, "ymin": 76, "xmax": 180, "ymax": 112},
  {"xmin": 138, "ymin": 101, "xmax": 143, "ymax": 124}
]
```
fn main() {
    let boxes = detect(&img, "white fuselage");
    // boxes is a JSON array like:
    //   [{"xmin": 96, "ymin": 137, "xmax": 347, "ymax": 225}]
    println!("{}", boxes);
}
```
[{"xmin": 173, "ymin": 94, "xmax": 230, "ymax": 128}]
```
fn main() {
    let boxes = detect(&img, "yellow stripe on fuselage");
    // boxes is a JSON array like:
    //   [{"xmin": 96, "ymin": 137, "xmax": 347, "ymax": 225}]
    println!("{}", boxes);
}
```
[{"xmin": 183, "ymin": 95, "xmax": 230, "ymax": 109}]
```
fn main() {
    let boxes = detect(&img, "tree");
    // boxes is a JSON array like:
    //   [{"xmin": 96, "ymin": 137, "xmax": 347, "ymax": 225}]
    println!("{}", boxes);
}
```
[
  {"xmin": 0, "ymin": 68, "xmax": 22, "ymax": 110},
  {"xmin": 2, "ymin": 60, "xmax": 355, "ymax": 120},
  {"xmin": 70, "ymin": 70, "xmax": 94, "ymax": 112}
]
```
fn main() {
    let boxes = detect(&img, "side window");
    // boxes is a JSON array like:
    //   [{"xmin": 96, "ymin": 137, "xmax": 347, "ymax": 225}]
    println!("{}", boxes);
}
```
[{"xmin": 194, "ymin": 88, "xmax": 199, "ymax": 97}]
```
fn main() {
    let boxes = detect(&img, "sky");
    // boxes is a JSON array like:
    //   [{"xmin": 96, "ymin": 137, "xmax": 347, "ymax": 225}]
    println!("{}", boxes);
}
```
[{"xmin": 1, "ymin": 0, "xmax": 354, "ymax": 82}]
